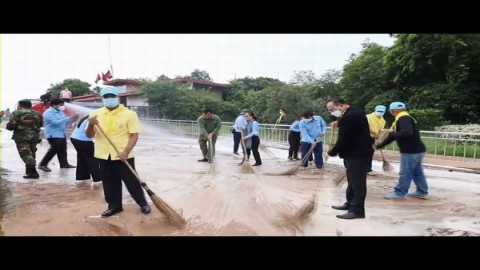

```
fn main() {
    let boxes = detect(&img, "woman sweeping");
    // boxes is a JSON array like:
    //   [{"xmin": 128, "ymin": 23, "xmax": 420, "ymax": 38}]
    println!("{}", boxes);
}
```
[{"xmin": 242, "ymin": 112, "xmax": 262, "ymax": 166}]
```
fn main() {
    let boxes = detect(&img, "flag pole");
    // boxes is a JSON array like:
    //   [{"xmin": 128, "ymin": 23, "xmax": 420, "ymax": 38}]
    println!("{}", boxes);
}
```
[{"xmin": 108, "ymin": 35, "xmax": 114, "ymax": 78}]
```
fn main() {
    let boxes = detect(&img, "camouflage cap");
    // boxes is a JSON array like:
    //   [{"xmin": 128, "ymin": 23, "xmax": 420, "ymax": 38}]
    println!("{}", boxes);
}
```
[{"xmin": 18, "ymin": 99, "xmax": 32, "ymax": 106}]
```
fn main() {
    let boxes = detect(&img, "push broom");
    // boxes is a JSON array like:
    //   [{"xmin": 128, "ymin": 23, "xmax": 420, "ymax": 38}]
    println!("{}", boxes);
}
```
[{"xmin": 95, "ymin": 124, "xmax": 186, "ymax": 228}]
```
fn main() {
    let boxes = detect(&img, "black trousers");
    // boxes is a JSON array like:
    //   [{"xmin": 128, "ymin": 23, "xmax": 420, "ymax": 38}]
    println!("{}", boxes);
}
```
[
  {"xmin": 233, "ymin": 131, "xmax": 242, "ymax": 153},
  {"xmin": 39, "ymin": 138, "xmax": 69, "ymax": 167},
  {"xmin": 344, "ymin": 157, "xmax": 371, "ymax": 214},
  {"xmin": 70, "ymin": 138, "xmax": 101, "ymax": 182},
  {"xmin": 98, "ymin": 157, "xmax": 148, "ymax": 210},
  {"xmin": 246, "ymin": 136, "xmax": 262, "ymax": 165},
  {"xmin": 288, "ymin": 131, "xmax": 301, "ymax": 158}
]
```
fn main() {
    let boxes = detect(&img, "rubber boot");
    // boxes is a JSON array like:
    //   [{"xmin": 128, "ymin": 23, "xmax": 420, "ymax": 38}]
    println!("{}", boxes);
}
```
[{"xmin": 24, "ymin": 166, "xmax": 40, "ymax": 179}]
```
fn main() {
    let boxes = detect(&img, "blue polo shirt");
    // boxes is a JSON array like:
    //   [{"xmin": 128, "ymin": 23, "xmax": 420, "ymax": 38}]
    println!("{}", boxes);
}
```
[{"xmin": 43, "ymin": 107, "xmax": 75, "ymax": 138}]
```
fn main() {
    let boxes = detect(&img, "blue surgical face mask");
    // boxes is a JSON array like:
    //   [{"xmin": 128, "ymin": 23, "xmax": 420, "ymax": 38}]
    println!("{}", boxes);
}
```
[{"xmin": 103, "ymin": 97, "xmax": 119, "ymax": 108}]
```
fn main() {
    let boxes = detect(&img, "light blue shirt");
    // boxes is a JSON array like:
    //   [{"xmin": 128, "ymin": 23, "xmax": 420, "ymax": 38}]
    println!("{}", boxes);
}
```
[
  {"xmin": 299, "ymin": 115, "xmax": 326, "ymax": 143},
  {"xmin": 71, "ymin": 118, "xmax": 92, "ymax": 142},
  {"xmin": 233, "ymin": 114, "xmax": 248, "ymax": 132},
  {"xmin": 244, "ymin": 120, "xmax": 260, "ymax": 139},
  {"xmin": 289, "ymin": 120, "xmax": 301, "ymax": 132},
  {"xmin": 43, "ymin": 107, "xmax": 75, "ymax": 138}
]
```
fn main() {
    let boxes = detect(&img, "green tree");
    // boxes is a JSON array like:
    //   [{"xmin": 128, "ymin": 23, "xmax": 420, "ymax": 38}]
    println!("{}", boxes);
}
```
[
  {"xmin": 189, "ymin": 69, "xmax": 212, "ymax": 82},
  {"xmin": 385, "ymin": 34, "xmax": 480, "ymax": 123},
  {"xmin": 49, "ymin": 78, "xmax": 93, "ymax": 98},
  {"xmin": 339, "ymin": 41, "xmax": 389, "ymax": 108},
  {"xmin": 307, "ymin": 69, "xmax": 342, "ymax": 100}
]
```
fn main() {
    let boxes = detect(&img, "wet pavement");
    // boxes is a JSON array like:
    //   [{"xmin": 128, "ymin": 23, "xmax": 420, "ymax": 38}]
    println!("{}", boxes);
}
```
[{"xmin": 1, "ymin": 122, "xmax": 480, "ymax": 236}]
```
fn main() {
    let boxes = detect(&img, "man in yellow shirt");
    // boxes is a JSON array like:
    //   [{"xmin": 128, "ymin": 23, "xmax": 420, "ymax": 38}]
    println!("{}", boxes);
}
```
[
  {"xmin": 366, "ymin": 105, "xmax": 386, "ymax": 172},
  {"xmin": 86, "ymin": 87, "xmax": 150, "ymax": 217}
]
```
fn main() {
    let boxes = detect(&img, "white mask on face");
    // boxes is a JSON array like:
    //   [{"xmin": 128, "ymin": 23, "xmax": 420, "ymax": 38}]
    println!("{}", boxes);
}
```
[
  {"xmin": 375, "ymin": 112, "xmax": 384, "ymax": 117},
  {"xmin": 331, "ymin": 110, "xmax": 342, "ymax": 118},
  {"xmin": 58, "ymin": 106, "xmax": 66, "ymax": 111}
]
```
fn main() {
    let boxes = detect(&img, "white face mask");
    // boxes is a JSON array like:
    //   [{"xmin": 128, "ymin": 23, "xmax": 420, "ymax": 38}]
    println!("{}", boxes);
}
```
[
  {"xmin": 331, "ymin": 110, "xmax": 342, "ymax": 118},
  {"xmin": 375, "ymin": 112, "xmax": 384, "ymax": 117},
  {"xmin": 58, "ymin": 106, "xmax": 66, "ymax": 111}
]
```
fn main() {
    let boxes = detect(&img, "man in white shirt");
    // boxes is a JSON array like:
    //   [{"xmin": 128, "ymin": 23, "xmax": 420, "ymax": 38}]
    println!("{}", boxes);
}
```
[
  {"xmin": 59, "ymin": 88, "xmax": 73, "ymax": 103},
  {"xmin": 232, "ymin": 109, "xmax": 248, "ymax": 155}
]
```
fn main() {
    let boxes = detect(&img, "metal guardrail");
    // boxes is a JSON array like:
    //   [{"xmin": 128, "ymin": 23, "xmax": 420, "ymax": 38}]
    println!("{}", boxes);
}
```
[{"xmin": 140, "ymin": 118, "xmax": 480, "ymax": 163}]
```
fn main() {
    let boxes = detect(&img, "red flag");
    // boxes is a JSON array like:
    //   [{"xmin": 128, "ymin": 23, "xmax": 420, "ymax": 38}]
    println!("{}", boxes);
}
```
[
  {"xmin": 104, "ymin": 70, "xmax": 113, "ymax": 80},
  {"xmin": 95, "ymin": 74, "xmax": 101, "ymax": 83},
  {"xmin": 102, "ymin": 72, "xmax": 109, "ymax": 82}
]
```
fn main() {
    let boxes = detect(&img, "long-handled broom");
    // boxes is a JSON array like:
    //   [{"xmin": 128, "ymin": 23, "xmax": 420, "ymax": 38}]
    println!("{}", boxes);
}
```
[
  {"xmin": 238, "ymin": 130, "xmax": 255, "ymax": 174},
  {"xmin": 372, "ymin": 132, "xmax": 394, "ymax": 172},
  {"xmin": 264, "ymin": 145, "xmax": 315, "ymax": 176},
  {"xmin": 287, "ymin": 128, "xmax": 336, "ymax": 220},
  {"xmin": 94, "ymin": 124, "xmax": 186, "ymax": 228},
  {"xmin": 207, "ymin": 138, "xmax": 216, "ymax": 174},
  {"xmin": 259, "ymin": 143, "xmax": 275, "ymax": 158}
]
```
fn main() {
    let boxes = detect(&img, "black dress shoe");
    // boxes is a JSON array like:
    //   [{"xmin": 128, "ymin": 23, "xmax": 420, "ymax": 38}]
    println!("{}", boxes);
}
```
[
  {"xmin": 336, "ymin": 212, "xmax": 365, "ymax": 219},
  {"xmin": 331, "ymin": 203, "xmax": 350, "ymax": 211},
  {"xmin": 60, "ymin": 164, "xmax": 76, "ymax": 168},
  {"xmin": 140, "ymin": 205, "xmax": 151, "ymax": 214},
  {"xmin": 252, "ymin": 163, "xmax": 262, "ymax": 166},
  {"xmin": 198, "ymin": 158, "xmax": 208, "ymax": 162},
  {"xmin": 38, "ymin": 165, "xmax": 51, "ymax": 172},
  {"xmin": 101, "ymin": 208, "xmax": 123, "ymax": 217}
]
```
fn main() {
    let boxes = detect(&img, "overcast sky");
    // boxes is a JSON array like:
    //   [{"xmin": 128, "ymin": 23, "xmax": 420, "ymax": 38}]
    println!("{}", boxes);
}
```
[{"xmin": 1, "ymin": 34, "xmax": 394, "ymax": 110}]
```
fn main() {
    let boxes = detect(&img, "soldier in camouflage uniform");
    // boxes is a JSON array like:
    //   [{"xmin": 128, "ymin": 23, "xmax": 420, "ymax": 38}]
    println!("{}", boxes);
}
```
[{"xmin": 6, "ymin": 99, "xmax": 43, "ymax": 179}]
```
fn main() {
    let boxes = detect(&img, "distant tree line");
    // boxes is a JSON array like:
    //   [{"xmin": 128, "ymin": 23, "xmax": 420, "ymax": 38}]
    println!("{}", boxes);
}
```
[{"xmin": 49, "ymin": 34, "xmax": 480, "ymax": 130}]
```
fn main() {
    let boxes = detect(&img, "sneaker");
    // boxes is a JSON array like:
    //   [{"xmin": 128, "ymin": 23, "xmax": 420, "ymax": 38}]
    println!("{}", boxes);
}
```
[
  {"xmin": 384, "ymin": 193, "xmax": 406, "ymax": 200},
  {"xmin": 407, "ymin": 191, "xmax": 428, "ymax": 199}
]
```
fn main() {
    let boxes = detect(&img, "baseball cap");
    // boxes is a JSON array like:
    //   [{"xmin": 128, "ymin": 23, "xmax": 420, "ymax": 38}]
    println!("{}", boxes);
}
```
[
  {"xmin": 389, "ymin": 102, "xmax": 406, "ymax": 110},
  {"xmin": 375, "ymin": 105, "xmax": 386, "ymax": 113},
  {"xmin": 100, "ymin": 87, "xmax": 120, "ymax": 97}
]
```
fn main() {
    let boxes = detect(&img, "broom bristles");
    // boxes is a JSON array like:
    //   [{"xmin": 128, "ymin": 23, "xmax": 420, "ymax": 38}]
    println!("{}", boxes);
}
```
[
  {"xmin": 241, "ymin": 162, "xmax": 255, "ymax": 174},
  {"xmin": 279, "ymin": 194, "xmax": 316, "ymax": 226},
  {"xmin": 207, "ymin": 163, "xmax": 216, "ymax": 175},
  {"xmin": 382, "ymin": 160, "xmax": 394, "ymax": 172},
  {"xmin": 264, "ymin": 164, "xmax": 301, "ymax": 176},
  {"xmin": 151, "ymin": 194, "xmax": 186, "ymax": 228},
  {"xmin": 259, "ymin": 143, "xmax": 275, "ymax": 158},
  {"xmin": 333, "ymin": 172, "xmax": 347, "ymax": 187}
]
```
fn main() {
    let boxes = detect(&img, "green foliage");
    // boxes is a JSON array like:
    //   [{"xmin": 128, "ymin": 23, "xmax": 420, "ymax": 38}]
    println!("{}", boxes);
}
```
[
  {"xmin": 49, "ymin": 78, "xmax": 92, "ymax": 98},
  {"xmin": 408, "ymin": 108, "xmax": 445, "ymax": 131},
  {"xmin": 339, "ymin": 42, "xmax": 389, "ymax": 108},
  {"xmin": 126, "ymin": 77, "xmax": 154, "ymax": 83},
  {"xmin": 188, "ymin": 69, "xmax": 212, "ymax": 82},
  {"xmin": 230, "ymin": 77, "xmax": 286, "ymax": 91}
]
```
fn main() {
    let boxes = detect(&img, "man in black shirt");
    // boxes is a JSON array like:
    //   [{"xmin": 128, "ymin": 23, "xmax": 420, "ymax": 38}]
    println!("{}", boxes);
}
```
[
  {"xmin": 375, "ymin": 102, "xmax": 428, "ymax": 200},
  {"xmin": 326, "ymin": 98, "xmax": 374, "ymax": 219}
]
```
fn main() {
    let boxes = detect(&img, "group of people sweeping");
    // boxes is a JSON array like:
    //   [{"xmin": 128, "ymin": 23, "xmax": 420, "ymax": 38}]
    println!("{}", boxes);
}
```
[{"xmin": 6, "ymin": 89, "xmax": 429, "ymax": 225}]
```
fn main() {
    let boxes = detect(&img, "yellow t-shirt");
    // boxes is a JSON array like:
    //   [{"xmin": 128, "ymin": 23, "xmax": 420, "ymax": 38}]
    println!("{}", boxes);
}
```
[
  {"xmin": 89, "ymin": 105, "xmax": 141, "ymax": 160},
  {"xmin": 366, "ymin": 112, "xmax": 386, "ymax": 138}
]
